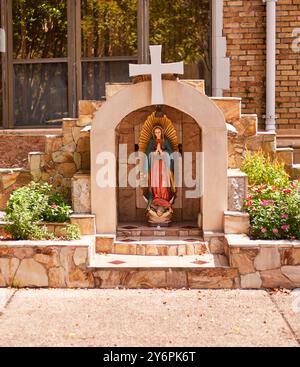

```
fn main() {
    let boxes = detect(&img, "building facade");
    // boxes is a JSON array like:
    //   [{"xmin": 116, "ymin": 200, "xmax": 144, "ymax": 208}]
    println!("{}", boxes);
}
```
[{"xmin": 0, "ymin": 0, "xmax": 299, "ymax": 131}]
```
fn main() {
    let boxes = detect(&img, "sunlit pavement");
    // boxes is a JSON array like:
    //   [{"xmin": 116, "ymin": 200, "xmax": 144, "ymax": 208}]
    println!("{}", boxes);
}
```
[{"xmin": 0, "ymin": 288, "xmax": 299, "ymax": 347}]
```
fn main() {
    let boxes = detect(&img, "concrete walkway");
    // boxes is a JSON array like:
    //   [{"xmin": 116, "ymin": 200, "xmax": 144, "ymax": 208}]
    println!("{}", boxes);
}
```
[{"xmin": 0, "ymin": 288, "xmax": 299, "ymax": 347}]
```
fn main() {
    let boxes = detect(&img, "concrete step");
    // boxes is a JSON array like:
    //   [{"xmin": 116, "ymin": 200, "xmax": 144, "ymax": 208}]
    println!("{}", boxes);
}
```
[{"xmin": 89, "ymin": 253, "xmax": 239, "ymax": 289}]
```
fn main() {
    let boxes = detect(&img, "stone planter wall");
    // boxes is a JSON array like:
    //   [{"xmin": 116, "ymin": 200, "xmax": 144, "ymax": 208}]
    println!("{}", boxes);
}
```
[
  {"xmin": 226, "ymin": 234, "xmax": 300, "ymax": 289},
  {"xmin": 0, "ymin": 239, "xmax": 239, "ymax": 289},
  {"xmin": 0, "ymin": 240, "xmax": 93, "ymax": 288}
]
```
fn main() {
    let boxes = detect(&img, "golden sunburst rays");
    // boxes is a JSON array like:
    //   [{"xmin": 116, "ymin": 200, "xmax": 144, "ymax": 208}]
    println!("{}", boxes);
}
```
[{"xmin": 138, "ymin": 112, "xmax": 178, "ymax": 153}]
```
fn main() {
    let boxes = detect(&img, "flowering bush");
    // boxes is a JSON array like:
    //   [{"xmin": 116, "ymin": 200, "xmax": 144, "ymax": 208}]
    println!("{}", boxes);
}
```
[
  {"xmin": 244, "ymin": 181, "xmax": 300, "ymax": 240},
  {"xmin": 42, "ymin": 193, "xmax": 72, "ymax": 223},
  {"xmin": 4, "ymin": 182, "xmax": 72, "ymax": 240}
]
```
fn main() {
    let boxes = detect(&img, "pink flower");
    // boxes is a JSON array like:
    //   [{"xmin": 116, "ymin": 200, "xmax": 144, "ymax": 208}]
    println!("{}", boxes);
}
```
[
  {"xmin": 272, "ymin": 228, "xmax": 279, "ymax": 234},
  {"xmin": 281, "ymin": 213, "xmax": 288, "ymax": 219},
  {"xmin": 291, "ymin": 182, "xmax": 297, "ymax": 189},
  {"xmin": 261, "ymin": 228, "xmax": 267, "ymax": 233},
  {"xmin": 260, "ymin": 200, "xmax": 268, "ymax": 207},
  {"xmin": 252, "ymin": 207, "xmax": 257, "ymax": 212},
  {"xmin": 272, "ymin": 186, "xmax": 277, "ymax": 191},
  {"xmin": 281, "ymin": 225, "xmax": 290, "ymax": 232},
  {"xmin": 51, "ymin": 203, "xmax": 57, "ymax": 209},
  {"xmin": 283, "ymin": 188, "xmax": 291, "ymax": 194}
]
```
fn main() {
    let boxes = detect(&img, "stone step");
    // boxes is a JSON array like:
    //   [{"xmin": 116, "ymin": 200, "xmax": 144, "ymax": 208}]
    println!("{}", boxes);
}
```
[
  {"xmin": 89, "ymin": 253, "xmax": 239, "ymax": 289},
  {"xmin": 97, "ymin": 237, "xmax": 208, "ymax": 256},
  {"xmin": 117, "ymin": 224, "xmax": 202, "ymax": 238}
]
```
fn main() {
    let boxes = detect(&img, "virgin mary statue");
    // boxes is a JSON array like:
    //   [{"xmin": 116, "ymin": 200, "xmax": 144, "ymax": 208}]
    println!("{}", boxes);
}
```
[{"xmin": 139, "ymin": 112, "xmax": 178, "ymax": 225}]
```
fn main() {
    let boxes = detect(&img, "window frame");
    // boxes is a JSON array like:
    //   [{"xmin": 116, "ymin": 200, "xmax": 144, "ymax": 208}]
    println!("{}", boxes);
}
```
[{"xmin": 1, "ymin": 0, "xmax": 212, "ymax": 128}]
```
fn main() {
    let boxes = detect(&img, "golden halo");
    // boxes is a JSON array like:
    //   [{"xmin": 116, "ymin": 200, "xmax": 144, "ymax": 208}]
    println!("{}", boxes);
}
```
[{"xmin": 138, "ymin": 112, "xmax": 178, "ymax": 153}]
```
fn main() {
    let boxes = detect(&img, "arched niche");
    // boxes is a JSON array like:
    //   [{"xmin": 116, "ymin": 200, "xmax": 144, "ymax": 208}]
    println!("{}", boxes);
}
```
[{"xmin": 91, "ymin": 80, "xmax": 227, "ymax": 234}]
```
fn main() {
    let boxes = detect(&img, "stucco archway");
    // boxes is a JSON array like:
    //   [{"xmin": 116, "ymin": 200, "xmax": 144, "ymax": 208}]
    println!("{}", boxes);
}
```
[{"xmin": 91, "ymin": 80, "xmax": 227, "ymax": 234}]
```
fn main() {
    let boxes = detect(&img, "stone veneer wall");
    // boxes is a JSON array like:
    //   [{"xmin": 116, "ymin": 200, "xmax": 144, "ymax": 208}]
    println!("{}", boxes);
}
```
[
  {"xmin": 0, "ymin": 241, "xmax": 240, "ymax": 289},
  {"xmin": 226, "ymin": 235, "xmax": 300, "ymax": 288},
  {"xmin": 223, "ymin": 0, "xmax": 300, "ymax": 130},
  {"xmin": 28, "ymin": 101, "xmax": 102, "ymax": 202}
]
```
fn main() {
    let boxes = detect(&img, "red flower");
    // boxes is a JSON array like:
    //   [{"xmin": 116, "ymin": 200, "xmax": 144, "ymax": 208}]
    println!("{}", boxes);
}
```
[
  {"xmin": 247, "ymin": 195, "xmax": 253, "ymax": 201},
  {"xmin": 283, "ymin": 188, "xmax": 291, "ymax": 194},
  {"xmin": 51, "ymin": 203, "xmax": 57, "ymax": 209},
  {"xmin": 272, "ymin": 228, "xmax": 279, "ymax": 234},
  {"xmin": 247, "ymin": 201, "xmax": 253, "ymax": 207},
  {"xmin": 281, "ymin": 225, "xmax": 290, "ymax": 232}
]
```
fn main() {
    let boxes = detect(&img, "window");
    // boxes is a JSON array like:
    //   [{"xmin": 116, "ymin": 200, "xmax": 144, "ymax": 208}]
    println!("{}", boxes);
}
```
[
  {"xmin": 81, "ymin": 0, "xmax": 138, "ymax": 99},
  {"xmin": 12, "ymin": 0, "xmax": 68, "ymax": 126},
  {"xmin": 1, "ymin": 0, "xmax": 211, "ymax": 128}
]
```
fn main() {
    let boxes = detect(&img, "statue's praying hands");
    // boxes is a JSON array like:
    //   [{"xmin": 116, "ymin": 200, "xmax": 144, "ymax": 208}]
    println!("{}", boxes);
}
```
[{"xmin": 155, "ymin": 142, "xmax": 163, "ymax": 155}]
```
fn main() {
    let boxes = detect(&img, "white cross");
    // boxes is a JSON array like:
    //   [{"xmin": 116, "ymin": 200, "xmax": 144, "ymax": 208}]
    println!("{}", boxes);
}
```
[{"xmin": 129, "ymin": 45, "xmax": 184, "ymax": 105}]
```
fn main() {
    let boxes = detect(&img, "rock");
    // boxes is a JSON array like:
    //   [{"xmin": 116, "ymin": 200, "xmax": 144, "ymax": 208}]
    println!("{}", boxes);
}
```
[
  {"xmin": 57, "ymin": 163, "xmax": 77, "ymax": 178},
  {"xmin": 68, "ymin": 268, "xmax": 93, "ymax": 288},
  {"xmin": 14, "ymin": 247, "xmax": 33, "ymax": 260},
  {"xmin": 48, "ymin": 267, "xmax": 66, "ymax": 288},
  {"xmin": 73, "ymin": 152, "xmax": 82, "ymax": 170},
  {"xmin": 70, "ymin": 215, "xmax": 95, "ymax": 235},
  {"xmin": 125, "ymin": 270, "xmax": 167, "ymax": 288},
  {"xmin": 281, "ymin": 266, "xmax": 300, "ymax": 286},
  {"xmin": 241, "ymin": 272, "xmax": 262, "ymax": 289},
  {"xmin": 52, "ymin": 151, "xmax": 74, "ymax": 163},
  {"xmin": 254, "ymin": 248, "xmax": 281, "ymax": 271},
  {"xmin": 62, "ymin": 142, "xmax": 77, "ymax": 153},
  {"xmin": 34, "ymin": 254, "xmax": 50, "ymax": 265},
  {"xmin": 0, "ymin": 172, "xmax": 20, "ymax": 190},
  {"xmin": 230, "ymin": 249, "xmax": 258, "ymax": 275},
  {"xmin": 76, "ymin": 137, "xmax": 90, "ymax": 153},
  {"xmin": 59, "ymin": 247, "xmax": 75, "ymax": 271},
  {"xmin": 14, "ymin": 259, "xmax": 48, "ymax": 287},
  {"xmin": 187, "ymin": 268, "xmax": 238, "ymax": 289},
  {"xmin": 0, "ymin": 258, "xmax": 20, "ymax": 286},
  {"xmin": 72, "ymin": 127, "xmax": 83, "ymax": 144},
  {"xmin": 45, "ymin": 136, "xmax": 63, "ymax": 153},
  {"xmin": 166, "ymin": 270, "xmax": 188, "ymax": 288},
  {"xmin": 209, "ymin": 237, "xmax": 224, "ymax": 254},
  {"xmin": 224, "ymin": 211, "xmax": 250, "ymax": 234},
  {"xmin": 73, "ymin": 248, "xmax": 88, "ymax": 266},
  {"xmin": 260, "ymin": 269, "xmax": 294, "ymax": 288},
  {"xmin": 71, "ymin": 175, "xmax": 91, "ymax": 213}
]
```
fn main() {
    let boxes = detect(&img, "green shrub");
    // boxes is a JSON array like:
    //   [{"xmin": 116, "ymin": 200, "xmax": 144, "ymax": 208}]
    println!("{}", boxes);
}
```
[
  {"xmin": 43, "ymin": 193, "xmax": 72, "ymax": 223},
  {"xmin": 4, "ymin": 182, "xmax": 72, "ymax": 240},
  {"xmin": 61, "ymin": 224, "xmax": 81, "ymax": 240},
  {"xmin": 241, "ymin": 150, "xmax": 290, "ymax": 188},
  {"xmin": 244, "ymin": 181, "xmax": 300, "ymax": 240}
]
